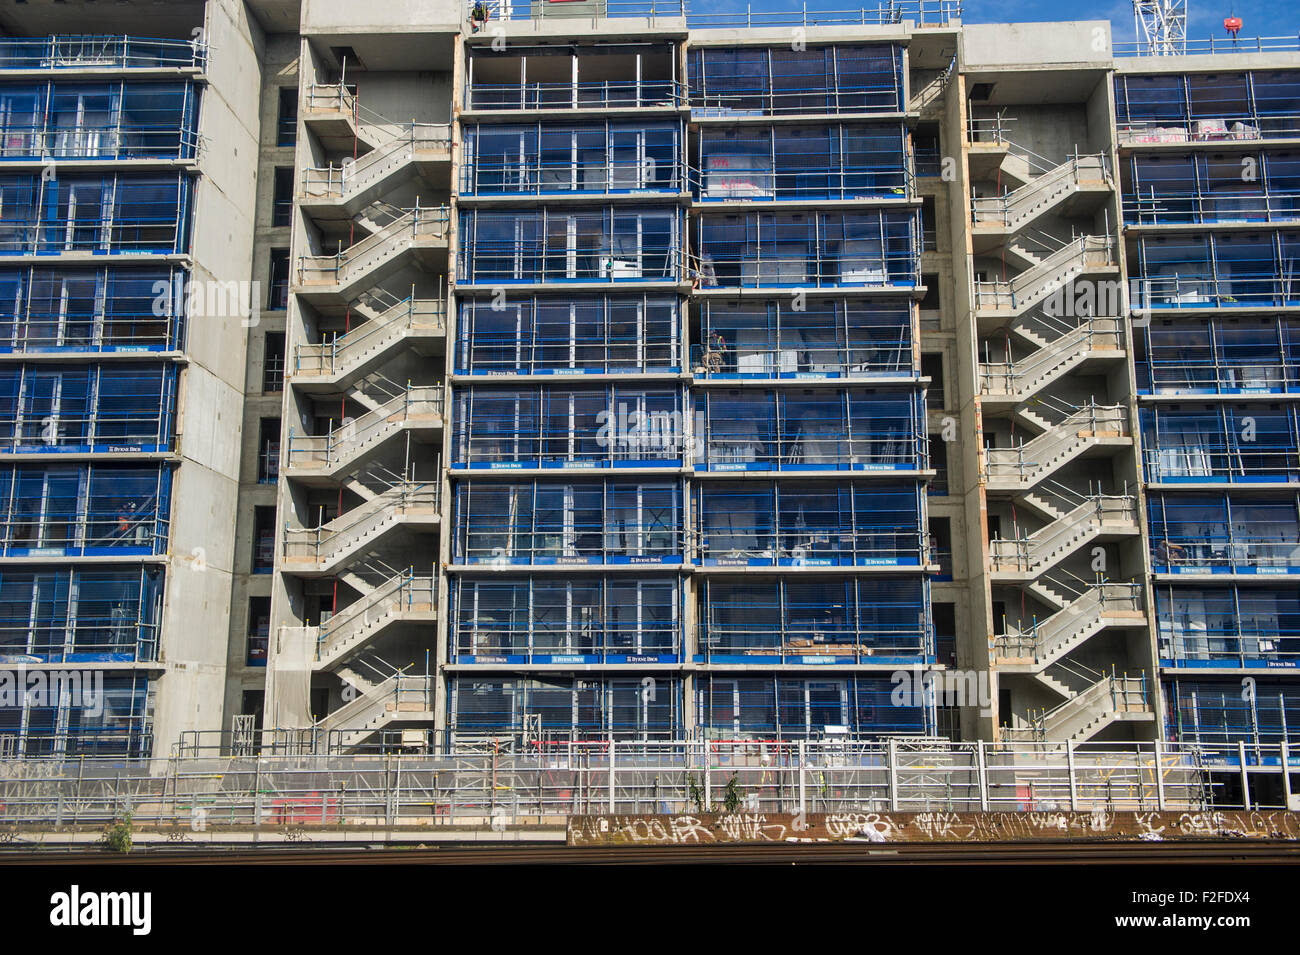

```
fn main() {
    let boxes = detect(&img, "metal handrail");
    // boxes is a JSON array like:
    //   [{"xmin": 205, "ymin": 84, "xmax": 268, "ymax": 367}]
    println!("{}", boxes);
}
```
[
  {"xmin": 1115, "ymin": 115, "xmax": 1300, "ymax": 146},
  {"xmin": 1122, "ymin": 188, "xmax": 1300, "ymax": 225}
]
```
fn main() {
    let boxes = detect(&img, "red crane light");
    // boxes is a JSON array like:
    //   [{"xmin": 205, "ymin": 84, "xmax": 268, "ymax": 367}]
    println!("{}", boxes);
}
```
[{"xmin": 1224, "ymin": 15, "xmax": 1243, "ymax": 36}]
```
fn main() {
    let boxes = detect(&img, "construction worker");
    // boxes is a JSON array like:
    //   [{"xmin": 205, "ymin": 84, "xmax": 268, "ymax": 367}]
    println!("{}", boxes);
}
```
[
  {"xmin": 704, "ymin": 329, "xmax": 727, "ymax": 375},
  {"xmin": 470, "ymin": 1, "xmax": 490, "ymax": 33}
]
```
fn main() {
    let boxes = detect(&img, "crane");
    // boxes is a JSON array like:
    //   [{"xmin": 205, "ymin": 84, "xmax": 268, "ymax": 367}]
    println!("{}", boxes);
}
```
[{"xmin": 1133, "ymin": 0, "xmax": 1188, "ymax": 55}]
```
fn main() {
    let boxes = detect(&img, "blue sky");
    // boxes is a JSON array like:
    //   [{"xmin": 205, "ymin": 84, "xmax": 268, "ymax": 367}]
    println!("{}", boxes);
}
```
[
  {"xmin": 962, "ymin": 0, "xmax": 1297, "ymax": 45},
  {"xmin": 693, "ymin": 0, "xmax": 1300, "ymax": 46}
]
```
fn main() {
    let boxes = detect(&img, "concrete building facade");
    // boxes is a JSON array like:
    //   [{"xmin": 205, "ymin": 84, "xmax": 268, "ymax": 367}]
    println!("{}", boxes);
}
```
[{"xmin": 0, "ymin": 1, "xmax": 1295, "ymax": 782}]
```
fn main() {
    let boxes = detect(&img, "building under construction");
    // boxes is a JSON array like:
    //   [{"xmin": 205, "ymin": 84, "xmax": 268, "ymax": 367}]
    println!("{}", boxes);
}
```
[{"xmin": 0, "ymin": 0, "xmax": 1296, "ymax": 810}]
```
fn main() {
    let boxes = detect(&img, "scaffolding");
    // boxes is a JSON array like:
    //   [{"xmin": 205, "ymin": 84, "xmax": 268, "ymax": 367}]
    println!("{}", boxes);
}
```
[
  {"xmin": 1165, "ymin": 678, "xmax": 1300, "ymax": 760},
  {"xmin": 451, "ymin": 676, "xmax": 681, "ymax": 740},
  {"xmin": 0, "ymin": 79, "xmax": 200, "ymax": 161},
  {"xmin": 0, "ymin": 670, "xmax": 152, "ymax": 759},
  {"xmin": 0, "ymin": 362, "xmax": 176, "ymax": 453},
  {"xmin": 694, "ymin": 209, "xmax": 918, "ymax": 288},
  {"xmin": 687, "ymin": 44, "xmax": 903, "ymax": 116},
  {"xmin": 461, "ymin": 120, "xmax": 685, "ymax": 196},
  {"xmin": 1122, "ymin": 150, "xmax": 1300, "ymax": 225},
  {"xmin": 1155, "ymin": 582, "xmax": 1300, "ymax": 667},
  {"xmin": 694, "ymin": 481, "xmax": 924, "ymax": 566},
  {"xmin": 466, "ymin": 40, "xmax": 682, "ymax": 112},
  {"xmin": 457, "ymin": 207, "xmax": 685, "ymax": 285},
  {"xmin": 0, "ymin": 462, "xmax": 170, "ymax": 556},
  {"xmin": 456, "ymin": 294, "xmax": 681, "ymax": 375},
  {"xmin": 696, "ymin": 675, "xmax": 930, "ymax": 738},
  {"xmin": 0, "ymin": 35, "xmax": 207, "ymax": 72},
  {"xmin": 0, "ymin": 564, "xmax": 161, "ymax": 663},
  {"xmin": 693, "ymin": 299, "xmax": 913, "ymax": 379},
  {"xmin": 1134, "ymin": 230, "xmax": 1300, "ymax": 308},
  {"xmin": 453, "ymin": 478, "xmax": 685, "ymax": 564},
  {"xmin": 0, "ymin": 738, "xmax": 1244, "ymax": 828},
  {"xmin": 694, "ymin": 387, "xmax": 924, "ymax": 471},
  {"xmin": 0, "ymin": 171, "xmax": 192, "ymax": 255},
  {"xmin": 0, "ymin": 265, "xmax": 186, "ymax": 353},
  {"xmin": 695, "ymin": 122, "xmax": 909, "ymax": 201},
  {"xmin": 1140, "ymin": 404, "xmax": 1300, "ymax": 483},
  {"xmin": 1135, "ymin": 316, "xmax": 1300, "ymax": 394},
  {"xmin": 698, "ymin": 575, "xmax": 928, "ymax": 661},
  {"xmin": 452, "ymin": 384, "xmax": 688, "ymax": 468},
  {"xmin": 1147, "ymin": 491, "xmax": 1300, "ymax": 572},
  {"xmin": 1115, "ymin": 70, "xmax": 1300, "ymax": 145},
  {"xmin": 452, "ymin": 575, "xmax": 680, "ymax": 661}
]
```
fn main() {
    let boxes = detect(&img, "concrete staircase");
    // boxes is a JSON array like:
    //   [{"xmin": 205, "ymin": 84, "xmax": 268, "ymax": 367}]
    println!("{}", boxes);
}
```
[
  {"xmin": 988, "ymin": 491, "xmax": 1140, "ymax": 577},
  {"xmin": 1003, "ymin": 666, "xmax": 1151, "ymax": 745},
  {"xmin": 995, "ymin": 579, "xmax": 1146, "ymax": 668},
  {"xmin": 300, "ymin": 124, "xmax": 451, "ymax": 213},
  {"xmin": 309, "ymin": 568, "xmax": 438, "ymax": 669},
  {"xmin": 980, "ymin": 316, "xmax": 1125, "ymax": 404},
  {"xmin": 281, "ymin": 473, "xmax": 441, "ymax": 575},
  {"xmin": 284, "ymin": 383, "xmax": 443, "ymax": 477},
  {"xmin": 313, "ymin": 670, "xmax": 436, "ymax": 751},
  {"xmin": 973, "ymin": 235, "xmax": 1117, "ymax": 315},
  {"xmin": 971, "ymin": 154, "xmax": 1110, "ymax": 233},
  {"xmin": 294, "ymin": 204, "xmax": 450, "ymax": 301},
  {"xmin": 290, "ymin": 293, "xmax": 446, "ymax": 388},
  {"xmin": 984, "ymin": 401, "xmax": 1130, "ymax": 489}
]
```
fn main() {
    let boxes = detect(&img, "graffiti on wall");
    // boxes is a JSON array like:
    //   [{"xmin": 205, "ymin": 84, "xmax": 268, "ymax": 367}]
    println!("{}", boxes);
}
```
[{"xmin": 568, "ymin": 810, "xmax": 1300, "ymax": 846}]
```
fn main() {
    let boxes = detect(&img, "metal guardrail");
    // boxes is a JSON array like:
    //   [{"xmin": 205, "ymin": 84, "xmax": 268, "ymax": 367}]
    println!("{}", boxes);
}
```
[
  {"xmin": 474, "ymin": 0, "xmax": 686, "ymax": 21},
  {"xmin": 303, "ymin": 82, "xmax": 356, "ymax": 117},
  {"xmin": 470, "ymin": 0, "xmax": 963, "ymax": 27},
  {"xmin": 468, "ymin": 80, "xmax": 686, "ymax": 112},
  {"xmin": 1115, "ymin": 116, "xmax": 1300, "ymax": 146},
  {"xmin": 1131, "ymin": 272, "xmax": 1300, "ymax": 310},
  {"xmin": 1114, "ymin": 35, "xmax": 1300, "ymax": 56},
  {"xmin": 0, "ymin": 35, "xmax": 206, "ymax": 71},
  {"xmin": 1122, "ymin": 188, "xmax": 1300, "ymax": 226},
  {"xmin": 686, "ymin": 1, "xmax": 963, "ymax": 27},
  {"xmin": 0, "ymin": 126, "xmax": 200, "ymax": 162},
  {"xmin": 6, "ymin": 738, "xmax": 1271, "ymax": 828}
]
